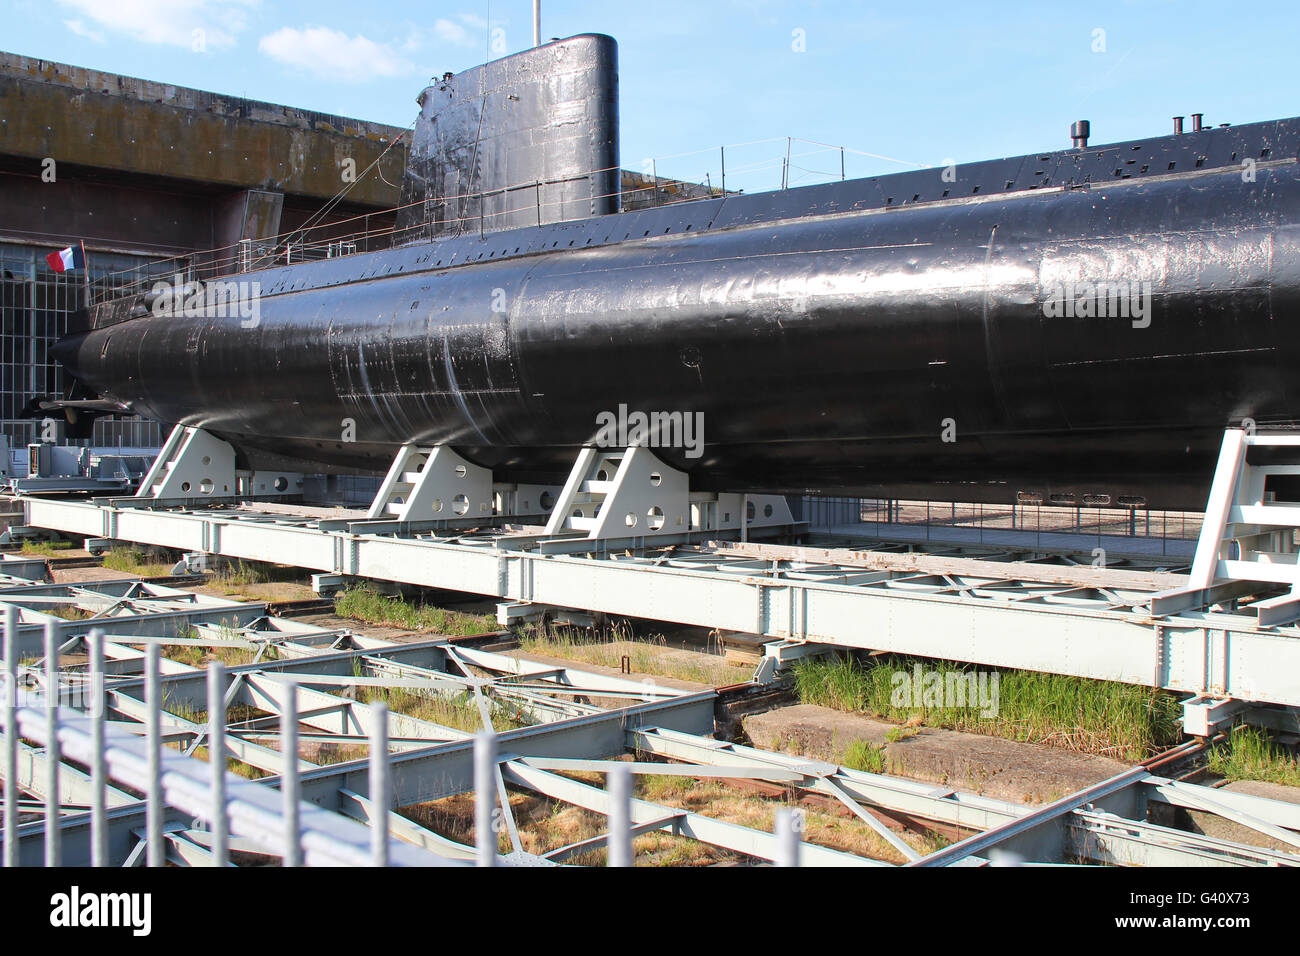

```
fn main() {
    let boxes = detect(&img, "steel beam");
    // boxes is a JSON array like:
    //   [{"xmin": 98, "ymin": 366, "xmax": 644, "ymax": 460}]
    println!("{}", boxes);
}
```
[{"xmin": 23, "ymin": 495, "xmax": 1300, "ymax": 709}]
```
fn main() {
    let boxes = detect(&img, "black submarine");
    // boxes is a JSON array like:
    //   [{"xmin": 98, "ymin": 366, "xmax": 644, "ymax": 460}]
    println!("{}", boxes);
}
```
[{"xmin": 48, "ymin": 34, "xmax": 1300, "ymax": 511}]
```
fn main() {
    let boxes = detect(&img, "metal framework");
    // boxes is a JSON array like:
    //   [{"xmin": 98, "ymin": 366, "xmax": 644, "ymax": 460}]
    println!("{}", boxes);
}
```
[
  {"xmin": 0, "ymin": 559, "xmax": 1295, "ymax": 867},
  {"xmin": 0, "ymin": 556, "xmax": 1289, "ymax": 868},
  {"xmin": 2, "ymin": 595, "xmax": 1300, "ymax": 868},
  {"xmin": 13, "ymin": 477, "xmax": 1300, "ymax": 731}
]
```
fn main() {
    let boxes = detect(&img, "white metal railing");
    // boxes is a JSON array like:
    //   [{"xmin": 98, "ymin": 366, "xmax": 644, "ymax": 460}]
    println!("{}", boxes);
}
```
[
  {"xmin": 1, "ymin": 614, "xmax": 764, "ymax": 867},
  {"xmin": 85, "ymin": 135, "xmax": 923, "ymax": 308}
]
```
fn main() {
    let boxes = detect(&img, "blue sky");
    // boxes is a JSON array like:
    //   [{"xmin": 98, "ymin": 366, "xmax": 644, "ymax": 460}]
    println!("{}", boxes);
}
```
[{"xmin": 4, "ymin": 0, "xmax": 1299, "ymax": 193}]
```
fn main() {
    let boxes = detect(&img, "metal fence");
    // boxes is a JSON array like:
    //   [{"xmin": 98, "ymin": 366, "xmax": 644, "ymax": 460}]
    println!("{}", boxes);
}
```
[{"xmin": 0, "ymin": 613, "xmax": 804, "ymax": 868}]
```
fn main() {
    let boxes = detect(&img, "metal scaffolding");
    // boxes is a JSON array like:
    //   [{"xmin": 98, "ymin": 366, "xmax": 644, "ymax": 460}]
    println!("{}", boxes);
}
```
[
  {"xmin": 0, "ymin": 565, "xmax": 1297, "ymax": 867},
  {"xmin": 14, "ymin": 488, "xmax": 1300, "ymax": 725}
]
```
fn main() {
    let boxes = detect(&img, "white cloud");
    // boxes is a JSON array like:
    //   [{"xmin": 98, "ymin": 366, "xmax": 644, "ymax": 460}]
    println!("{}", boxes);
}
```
[
  {"xmin": 398, "ymin": 15, "xmax": 493, "ymax": 55},
  {"xmin": 259, "ymin": 26, "xmax": 417, "ymax": 82},
  {"xmin": 57, "ymin": 0, "xmax": 256, "ymax": 49},
  {"xmin": 62, "ymin": 18, "xmax": 105, "ymax": 43},
  {"xmin": 433, "ymin": 18, "xmax": 474, "ymax": 47}
]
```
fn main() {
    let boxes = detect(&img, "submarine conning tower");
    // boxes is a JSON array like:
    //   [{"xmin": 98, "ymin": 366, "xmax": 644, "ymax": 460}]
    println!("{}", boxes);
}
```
[{"xmin": 395, "ymin": 34, "xmax": 621, "ymax": 243}]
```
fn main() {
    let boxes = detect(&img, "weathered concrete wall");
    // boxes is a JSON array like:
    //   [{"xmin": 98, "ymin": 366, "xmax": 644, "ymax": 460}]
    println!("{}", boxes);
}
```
[
  {"xmin": 0, "ymin": 50, "xmax": 411, "ymax": 457},
  {"xmin": 0, "ymin": 172, "xmax": 218, "ymax": 252},
  {"xmin": 0, "ymin": 52, "xmax": 406, "ymax": 207}
]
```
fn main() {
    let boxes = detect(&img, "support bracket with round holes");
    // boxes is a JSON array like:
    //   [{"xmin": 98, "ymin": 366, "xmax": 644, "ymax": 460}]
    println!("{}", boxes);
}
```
[
  {"xmin": 136, "ymin": 424, "xmax": 302, "ymax": 500},
  {"xmin": 543, "ymin": 445, "xmax": 793, "ymax": 541},
  {"xmin": 367, "ymin": 443, "xmax": 494, "ymax": 522}
]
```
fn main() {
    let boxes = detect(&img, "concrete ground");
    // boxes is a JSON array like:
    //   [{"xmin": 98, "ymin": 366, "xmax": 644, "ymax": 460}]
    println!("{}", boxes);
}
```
[
  {"xmin": 745, "ymin": 702, "xmax": 1131, "ymax": 805},
  {"xmin": 1169, "ymin": 778, "xmax": 1300, "ymax": 853}
]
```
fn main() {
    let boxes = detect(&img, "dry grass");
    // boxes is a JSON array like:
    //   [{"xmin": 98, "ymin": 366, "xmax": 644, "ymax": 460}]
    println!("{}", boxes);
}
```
[
  {"xmin": 161, "ymin": 641, "xmax": 279, "ymax": 669},
  {"xmin": 156, "ymin": 626, "xmax": 278, "ymax": 668},
  {"xmin": 163, "ymin": 700, "xmax": 273, "ymax": 779},
  {"xmin": 102, "ymin": 547, "xmax": 174, "ymax": 577},
  {"xmin": 205, "ymin": 560, "xmax": 311, "ymax": 601},
  {"xmin": 301, "ymin": 742, "xmax": 370, "ymax": 766},
  {"xmin": 1207, "ymin": 726, "xmax": 1300, "ymax": 787},
  {"xmin": 350, "ymin": 680, "xmax": 533, "ymax": 733},
  {"xmin": 19, "ymin": 540, "xmax": 73, "ymax": 556},
  {"xmin": 633, "ymin": 773, "xmax": 918, "ymax": 864},
  {"xmin": 515, "ymin": 621, "xmax": 752, "ymax": 687},
  {"xmin": 43, "ymin": 604, "xmax": 94, "ymax": 621},
  {"xmin": 400, "ymin": 764, "xmax": 936, "ymax": 866},
  {"xmin": 184, "ymin": 743, "xmax": 271, "ymax": 780},
  {"xmin": 334, "ymin": 588, "xmax": 496, "ymax": 636},
  {"xmin": 795, "ymin": 655, "xmax": 1182, "ymax": 761}
]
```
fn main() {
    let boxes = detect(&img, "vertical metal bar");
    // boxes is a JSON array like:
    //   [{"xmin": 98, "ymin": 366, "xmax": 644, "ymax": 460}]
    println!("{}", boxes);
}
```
[
  {"xmin": 607, "ymin": 764, "xmax": 632, "ymax": 867},
  {"xmin": 43, "ymin": 620, "xmax": 60, "ymax": 867},
  {"xmin": 651, "ymin": 159, "xmax": 659, "ymax": 206},
  {"xmin": 474, "ymin": 730, "xmax": 497, "ymax": 867},
  {"xmin": 775, "ymin": 808, "xmax": 801, "ymax": 866},
  {"xmin": 207, "ymin": 661, "xmax": 228, "ymax": 868},
  {"xmin": 841, "ymin": 146, "xmax": 846, "ymax": 181},
  {"xmin": 89, "ymin": 628, "xmax": 107, "ymax": 867},
  {"xmin": 720, "ymin": 146, "xmax": 726, "ymax": 196},
  {"xmin": 145, "ymin": 643, "xmax": 163, "ymax": 867},
  {"xmin": 369, "ymin": 701, "xmax": 390, "ymax": 867},
  {"xmin": 533, "ymin": 0, "xmax": 541, "ymax": 47},
  {"xmin": 281, "ymin": 677, "xmax": 301, "ymax": 867},
  {"xmin": 2, "ymin": 606, "xmax": 16, "ymax": 868}
]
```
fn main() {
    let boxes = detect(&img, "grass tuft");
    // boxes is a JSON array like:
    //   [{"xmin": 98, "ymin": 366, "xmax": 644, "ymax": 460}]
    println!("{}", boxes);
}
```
[
  {"xmin": 102, "ymin": 547, "xmax": 174, "ymax": 577},
  {"xmin": 352, "ymin": 681, "xmax": 533, "ymax": 733},
  {"xmin": 1207, "ymin": 726, "xmax": 1300, "ymax": 787},
  {"xmin": 19, "ymin": 540, "xmax": 72, "ymax": 556},
  {"xmin": 333, "ymin": 587, "xmax": 495, "ymax": 636},
  {"xmin": 515, "ymin": 620, "xmax": 750, "ymax": 686},
  {"xmin": 841, "ymin": 739, "xmax": 887, "ymax": 774},
  {"xmin": 794, "ymin": 655, "xmax": 1181, "ymax": 761}
]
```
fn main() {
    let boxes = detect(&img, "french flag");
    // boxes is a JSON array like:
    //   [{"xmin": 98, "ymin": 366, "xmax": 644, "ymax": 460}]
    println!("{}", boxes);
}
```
[{"xmin": 45, "ymin": 243, "xmax": 86, "ymax": 273}]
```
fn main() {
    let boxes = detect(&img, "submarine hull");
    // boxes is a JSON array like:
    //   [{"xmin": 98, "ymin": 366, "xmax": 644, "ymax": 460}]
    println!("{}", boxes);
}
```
[{"xmin": 58, "ymin": 124, "xmax": 1300, "ymax": 511}]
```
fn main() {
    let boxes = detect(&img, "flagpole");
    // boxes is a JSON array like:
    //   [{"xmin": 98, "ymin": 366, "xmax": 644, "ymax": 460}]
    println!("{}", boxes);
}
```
[{"xmin": 79, "ymin": 240, "xmax": 90, "ymax": 309}]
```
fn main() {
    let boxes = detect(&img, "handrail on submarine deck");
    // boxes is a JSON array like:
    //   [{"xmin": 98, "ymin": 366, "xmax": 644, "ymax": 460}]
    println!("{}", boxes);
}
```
[{"xmin": 84, "ymin": 135, "xmax": 919, "ymax": 306}]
